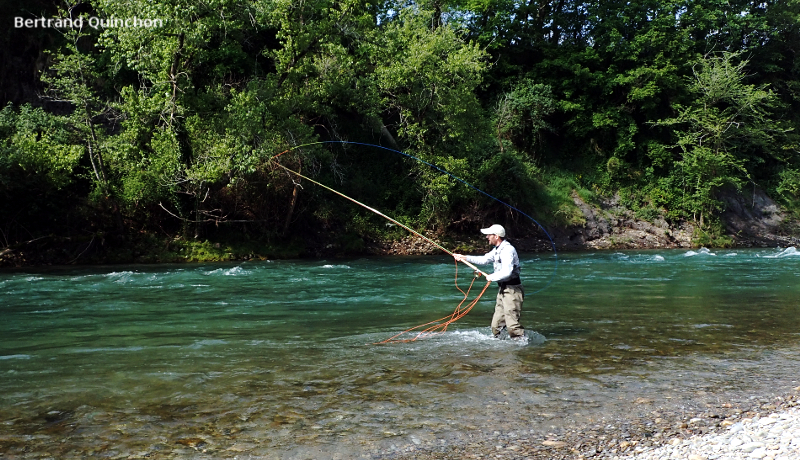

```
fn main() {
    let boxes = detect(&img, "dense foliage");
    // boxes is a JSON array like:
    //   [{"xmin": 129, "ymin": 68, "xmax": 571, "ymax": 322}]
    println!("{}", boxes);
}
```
[{"xmin": 2, "ymin": 0, "xmax": 800, "ymax": 255}]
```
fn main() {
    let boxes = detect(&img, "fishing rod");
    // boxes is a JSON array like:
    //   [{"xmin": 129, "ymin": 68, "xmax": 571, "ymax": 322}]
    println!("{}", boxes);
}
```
[
  {"xmin": 271, "ymin": 140, "xmax": 558, "ymax": 294},
  {"xmin": 275, "ymin": 163, "xmax": 487, "ymax": 276}
]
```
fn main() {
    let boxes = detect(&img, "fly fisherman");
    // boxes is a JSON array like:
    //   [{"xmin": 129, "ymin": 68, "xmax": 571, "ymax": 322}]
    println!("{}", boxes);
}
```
[{"xmin": 453, "ymin": 224, "xmax": 525, "ymax": 339}]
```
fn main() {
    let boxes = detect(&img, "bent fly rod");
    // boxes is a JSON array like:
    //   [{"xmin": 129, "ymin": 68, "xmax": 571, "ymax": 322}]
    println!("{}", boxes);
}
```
[{"xmin": 275, "ymin": 162, "xmax": 486, "ymax": 276}]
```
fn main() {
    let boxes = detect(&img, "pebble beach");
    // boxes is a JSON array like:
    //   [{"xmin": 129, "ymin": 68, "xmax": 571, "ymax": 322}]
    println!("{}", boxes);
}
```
[
  {"xmin": 392, "ymin": 386, "xmax": 800, "ymax": 460},
  {"xmin": 616, "ymin": 405, "xmax": 800, "ymax": 460}
]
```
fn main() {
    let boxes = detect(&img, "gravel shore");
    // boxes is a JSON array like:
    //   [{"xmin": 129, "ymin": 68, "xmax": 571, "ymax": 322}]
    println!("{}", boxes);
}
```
[
  {"xmin": 616, "ymin": 405, "xmax": 800, "ymax": 460},
  {"xmin": 389, "ymin": 387, "xmax": 800, "ymax": 460}
]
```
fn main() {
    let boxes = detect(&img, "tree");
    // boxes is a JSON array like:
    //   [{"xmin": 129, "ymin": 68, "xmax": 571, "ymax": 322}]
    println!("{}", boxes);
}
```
[
  {"xmin": 493, "ymin": 79, "xmax": 556, "ymax": 155},
  {"xmin": 0, "ymin": 103, "xmax": 83, "ymax": 246},
  {"xmin": 654, "ymin": 51, "xmax": 790, "ymax": 226},
  {"xmin": 40, "ymin": 15, "xmax": 126, "ymax": 230}
]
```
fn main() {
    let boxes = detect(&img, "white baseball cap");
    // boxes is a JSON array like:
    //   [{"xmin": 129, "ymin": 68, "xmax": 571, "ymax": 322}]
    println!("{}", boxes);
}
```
[{"xmin": 480, "ymin": 224, "xmax": 506, "ymax": 238}]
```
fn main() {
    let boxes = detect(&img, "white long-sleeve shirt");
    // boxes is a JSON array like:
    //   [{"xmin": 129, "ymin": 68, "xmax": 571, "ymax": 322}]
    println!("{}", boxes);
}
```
[{"xmin": 465, "ymin": 240, "xmax": 521, "ymax": 283}]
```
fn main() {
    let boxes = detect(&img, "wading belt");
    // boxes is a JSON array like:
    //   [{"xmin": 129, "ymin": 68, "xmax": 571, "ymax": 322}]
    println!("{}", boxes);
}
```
[{"xmin": 497, "ymin": 276, "xmax": 521, "ymax": 290}]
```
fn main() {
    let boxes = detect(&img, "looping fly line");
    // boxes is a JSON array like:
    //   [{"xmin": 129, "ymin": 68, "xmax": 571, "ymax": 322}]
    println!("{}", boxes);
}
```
[
  {"xmin": 375, "ymin": 261, "xmax": 493, "ymax": 344},
  {"xmin": 271, "ymin": 141, "xmax": 557, "ymax": 343}
]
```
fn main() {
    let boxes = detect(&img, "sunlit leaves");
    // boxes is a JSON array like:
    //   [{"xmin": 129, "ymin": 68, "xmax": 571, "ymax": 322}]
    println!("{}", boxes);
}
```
[
  {"xmin": 493, "ymin": 80, "xmax": 556, "ymax": 154},
  {"xmin": 654, "ymin": 51, "xmax": 790, "ymax": 224},
  {"xmin": 0, "ymin": 104, "xmax": 82, "ymax": 189},
  {"xmin": 370, "ymin": 7, "xmax": 488, "ymax": 150}
]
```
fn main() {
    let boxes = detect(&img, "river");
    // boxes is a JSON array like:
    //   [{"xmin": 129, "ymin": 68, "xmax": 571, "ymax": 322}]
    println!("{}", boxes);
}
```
[{"xmin": 1, "ymin": 248, "xmax": 799, "ymax": 458}]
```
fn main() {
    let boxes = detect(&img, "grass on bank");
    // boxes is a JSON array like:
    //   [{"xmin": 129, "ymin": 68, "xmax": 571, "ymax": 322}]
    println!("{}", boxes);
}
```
[{"xmin": 99, "ymin": 234, "xmax": 307, "ymax": 264}]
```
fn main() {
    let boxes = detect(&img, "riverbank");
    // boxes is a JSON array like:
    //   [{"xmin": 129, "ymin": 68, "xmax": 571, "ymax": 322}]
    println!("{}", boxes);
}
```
[
  {"xmin": 390, "ymin": 380, "xmax": 800, "ymax": 460},
  {"xmin": 1, "ymin": 186, "xmax": 799, "ymax": 268},
  {"xmin": 615, "ymin": 406, "xmax": 800, "ymax": 460},
  {"xmin": 0, "ymin": 226, "xmax": 795, "ymax": 269}
]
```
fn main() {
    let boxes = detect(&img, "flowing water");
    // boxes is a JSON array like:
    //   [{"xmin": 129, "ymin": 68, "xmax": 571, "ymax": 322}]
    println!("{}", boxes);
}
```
[{"xmin": 2, "ymin": 248, "xmax": 800, "ymax": 459}]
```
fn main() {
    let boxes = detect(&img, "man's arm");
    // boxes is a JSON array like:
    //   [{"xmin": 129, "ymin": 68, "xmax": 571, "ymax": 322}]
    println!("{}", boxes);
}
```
[
  {"xmin": 452, "ymin": 252, "xmax": 492, "ymax": 277},
  {"xmin": 453, "ymin": 251, "xmax": 494, "ymax": 265}
]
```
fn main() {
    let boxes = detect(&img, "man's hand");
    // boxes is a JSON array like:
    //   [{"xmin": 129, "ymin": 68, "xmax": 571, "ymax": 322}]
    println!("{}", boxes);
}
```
[{"xmin": 453, "ymin": 253, "xmax": 466, "ymax": 262}]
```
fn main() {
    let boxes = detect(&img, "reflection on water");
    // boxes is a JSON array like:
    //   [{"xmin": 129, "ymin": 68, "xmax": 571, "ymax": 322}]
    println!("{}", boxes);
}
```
[{"xmin": 1, "ymin": 248, "xmax": 799, "ymax": 458}]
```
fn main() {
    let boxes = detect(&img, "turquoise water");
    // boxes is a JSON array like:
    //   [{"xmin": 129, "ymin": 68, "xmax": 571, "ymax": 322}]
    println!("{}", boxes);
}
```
[{"xmin": 1, "ymin": 248, "xmax": 800, "ymax": 458}]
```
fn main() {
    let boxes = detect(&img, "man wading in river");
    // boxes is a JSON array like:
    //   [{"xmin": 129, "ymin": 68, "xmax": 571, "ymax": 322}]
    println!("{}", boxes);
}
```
[{"xmin": 453, "ymin": 224, "xmax": 525, "ymax": 339}]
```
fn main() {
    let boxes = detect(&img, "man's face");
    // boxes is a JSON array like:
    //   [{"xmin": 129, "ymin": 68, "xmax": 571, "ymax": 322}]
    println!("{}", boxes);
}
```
[{"xmin": 486, "ymin": 233, "xmax": 501, "ymax": 246}]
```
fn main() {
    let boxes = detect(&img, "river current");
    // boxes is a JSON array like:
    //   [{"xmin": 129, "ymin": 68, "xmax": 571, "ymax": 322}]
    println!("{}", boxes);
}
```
[{"xmin": 1, "ymin": 248, "xmax": 799, "ymax": 458}]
